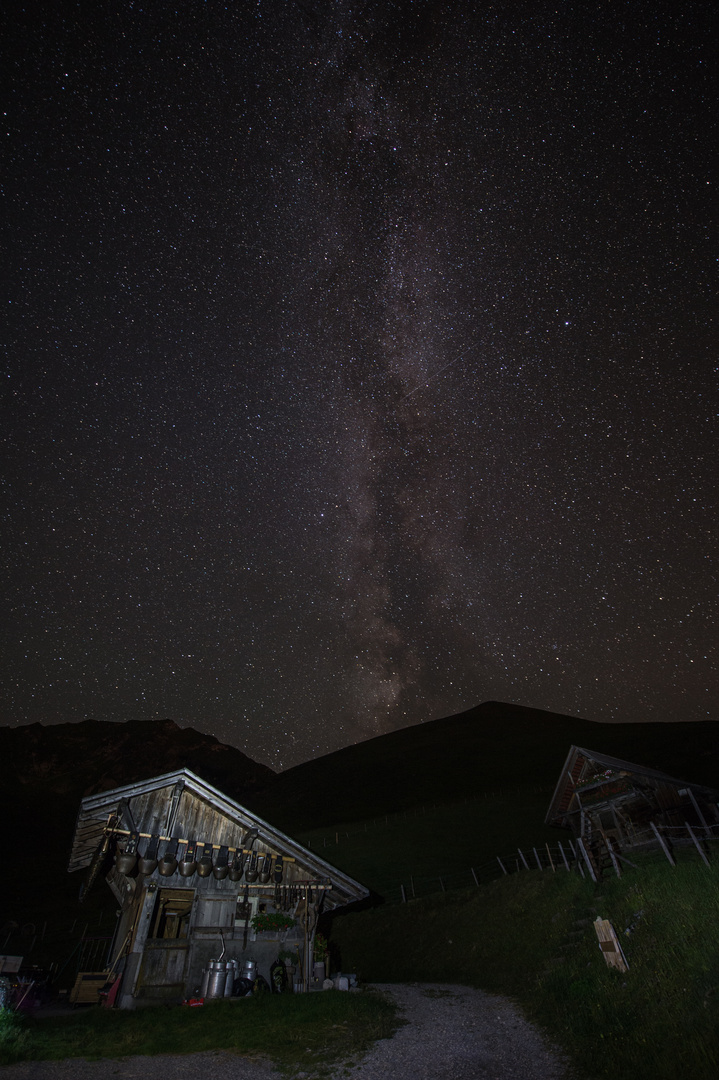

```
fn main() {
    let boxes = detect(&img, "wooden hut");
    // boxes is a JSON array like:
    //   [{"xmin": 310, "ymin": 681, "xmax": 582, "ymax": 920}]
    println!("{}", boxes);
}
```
[
  {"xmin": 546, "ymin": 746, "xmax": 719, "ymax": 872},
  {"xmin": 68, "ymin": 768, "xmax": 367, "ymax": 1007}
]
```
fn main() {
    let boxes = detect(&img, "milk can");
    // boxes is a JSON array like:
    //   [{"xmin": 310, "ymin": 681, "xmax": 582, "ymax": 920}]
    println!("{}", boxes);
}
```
[
  {"xmin": 205, "ymin": 959, "xmax": 230, "ymax": 999},
  {"xmin": 224, "ymin": 959, "xmax": 238, "ymax": 996}
]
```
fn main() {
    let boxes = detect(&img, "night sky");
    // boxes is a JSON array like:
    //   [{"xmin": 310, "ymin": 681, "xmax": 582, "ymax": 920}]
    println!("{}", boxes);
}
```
[{"xmin": 3, "ymin": 1, "xmax": 717, "ymax": 768}]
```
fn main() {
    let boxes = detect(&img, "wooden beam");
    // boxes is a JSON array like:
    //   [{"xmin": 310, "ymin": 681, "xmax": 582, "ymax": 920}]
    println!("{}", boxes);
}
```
[
  {"xmin": 686, "ymin": 822, "xmax": 710, "ymax": 867},
  {"xmin": 557, "ymin": 840, "xmax": 570, "ymax": 871},
  {"xmin": 650, "ymin": 820, "xmax": 675, "ymax": 866},
  {"xmin": 576, "ymin": 837, "xmax": 597, "ymax": 883}
]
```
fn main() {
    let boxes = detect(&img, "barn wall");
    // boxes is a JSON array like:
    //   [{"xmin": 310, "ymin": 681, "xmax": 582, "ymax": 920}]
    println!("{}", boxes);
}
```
[
  {"xmin": 80, "ymin": 776, "xmax": 362, "ymax": 1006},
  {"xmin": 114, "ymin": 785, "xmax": 315, "ymax": 1004}
]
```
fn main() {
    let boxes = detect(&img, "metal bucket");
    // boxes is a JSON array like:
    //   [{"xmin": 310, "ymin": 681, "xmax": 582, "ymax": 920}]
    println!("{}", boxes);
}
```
[{"xmin": 242, "ymin": 957, "xmax": 257, "ymax": 982}]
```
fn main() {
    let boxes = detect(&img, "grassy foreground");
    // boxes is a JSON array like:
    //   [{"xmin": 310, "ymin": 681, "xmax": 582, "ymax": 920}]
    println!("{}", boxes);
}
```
[
  {"xmin": 329, "ymin": 851, "xmax": 719, "ymax": 1080},
  {"xmin": 0, "ymin": 990, "xmax": 398, "ymax": 1074}
]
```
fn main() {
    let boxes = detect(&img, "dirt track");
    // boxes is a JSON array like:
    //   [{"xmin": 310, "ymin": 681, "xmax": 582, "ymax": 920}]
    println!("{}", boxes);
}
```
[{"xmin": 1, "ymin": 984, "xmax": 574, "ymax": 1079}]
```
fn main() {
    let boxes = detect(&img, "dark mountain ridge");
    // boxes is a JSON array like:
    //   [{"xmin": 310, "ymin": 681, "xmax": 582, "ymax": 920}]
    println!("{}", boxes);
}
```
[
  {"xmin": 3, "ymin": 705, "xmax": 718, "ymax": 835},
  {"xmin": 1, "ymin": 716, "xmax": 274, "ymax": 802},
  {"xmin": 249, "ymin": 701, "xmax": 719, "ymax": 831}
]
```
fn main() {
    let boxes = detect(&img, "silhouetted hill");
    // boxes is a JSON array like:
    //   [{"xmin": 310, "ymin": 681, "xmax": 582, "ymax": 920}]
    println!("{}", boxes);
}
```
[
  {"xmin": 3, "ymin": 706, "xmax": 717, "ymax": 843},
  {"xmin": 1, "ymin": 717, "xmax": 274, "ymax": 801},
  {"xmin": 251, "ymin": 701, "xmax": 719, "ymax": 831}
]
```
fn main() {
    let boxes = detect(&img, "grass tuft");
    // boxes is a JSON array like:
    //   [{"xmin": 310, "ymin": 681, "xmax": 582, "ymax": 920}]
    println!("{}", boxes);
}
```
[{"xmin": 0, "ymin": 990, "xmax": 398, "ymax": 1074}]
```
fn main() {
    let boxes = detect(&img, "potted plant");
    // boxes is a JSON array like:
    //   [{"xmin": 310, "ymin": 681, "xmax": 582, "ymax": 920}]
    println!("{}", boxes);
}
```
[{"xmin": 250, "ymin": 912, "xmax": 296, "ymax": 936}]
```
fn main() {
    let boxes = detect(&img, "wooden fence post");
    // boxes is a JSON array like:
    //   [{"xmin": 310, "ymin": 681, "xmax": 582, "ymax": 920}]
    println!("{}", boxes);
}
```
[
  {"xmin": 558, "ymin": 840, "xmax": 570, "ymax": 871},
  {"xmin": 518, "ymin": 848, "xmax": 530, "ymax": 871},
  {"xmin": 650, "ymin": 821, "xmax": 675, "ymax": 866},
  {"xmin": 400, "ymin": 884, "xmax": 407, "ymax": 903},
  {"xmin": 545, "ymin": 843, "xmax": 555, "ymax": 872},
  {"xmin": 410, "ymin": 875, "xmax": 416, "ymax": 898},
  {"xmin": 576, "ymin": 837, "xmax": 597, "ymax": 883},
  {"xmin": 439, "ymin": 877, "xmax": 446, "ymax": 892},
  {"xmin": 685, "ymin": 789, "xmax": 710, "ymax": 833},
  {"xmin": 497, "ymin": 856, "xmax": 508, "ymax": 875},
  {"xmin": 533, "ymin": 847, "xmax": 543, "ymax": 870},
  {"xmin": 686, "ymin": 822, "xmax": 710, "ymax": 867},
  {"xmin": 471, "ymin": 867, "xmax": 480, "ymax": 887}
]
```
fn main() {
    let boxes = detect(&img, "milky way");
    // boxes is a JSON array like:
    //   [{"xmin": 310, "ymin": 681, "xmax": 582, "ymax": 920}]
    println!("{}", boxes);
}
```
[{"xmin": 3, "ymin": 1, "xmax": 717, "ymax": 767}]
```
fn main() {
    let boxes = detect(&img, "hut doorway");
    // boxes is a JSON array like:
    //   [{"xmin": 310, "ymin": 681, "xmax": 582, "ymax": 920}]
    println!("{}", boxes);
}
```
[
  {"xmin": 136, "ymin": 888, "xmax": 194, "ymax": 1000},
  {"xmin": 150, "ymin": 887, "xmax": 194, "ymax": 940}
]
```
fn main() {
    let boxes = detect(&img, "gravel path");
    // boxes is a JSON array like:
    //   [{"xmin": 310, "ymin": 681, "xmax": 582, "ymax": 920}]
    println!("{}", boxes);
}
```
[
  {"xmin": 1, "ymin": 984, "xmax": 574, "ymax": 1080},
  {"xmin": 340, "ymin": 983, "xmax": 573, "ymax": 1080}
]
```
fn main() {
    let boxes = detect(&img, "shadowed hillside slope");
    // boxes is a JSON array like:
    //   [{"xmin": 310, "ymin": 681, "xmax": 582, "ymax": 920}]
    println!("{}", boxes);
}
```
[{"xmin": 251, "ymin": 701, "xmax": 719, "ymax": 832}]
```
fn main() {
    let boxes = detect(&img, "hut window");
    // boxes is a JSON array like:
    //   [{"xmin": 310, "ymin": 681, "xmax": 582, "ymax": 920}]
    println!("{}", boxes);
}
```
[
  {"xmin": 150, "ymin": 888, "xmax": 194, "ymax": 940},
  {"xmin": 235, "ymin": 896, "xmax": 255, "ymax": 924}
]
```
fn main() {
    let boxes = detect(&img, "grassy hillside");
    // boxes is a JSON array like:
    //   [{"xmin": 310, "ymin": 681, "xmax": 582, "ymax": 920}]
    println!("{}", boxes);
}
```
[
  {"xmin": 328, "ymin": 849, "xmax": 719, "ymax": 1080},
  {"xmin": 296, "ymin": 786, "xmax": 567, "ymax": 900}
]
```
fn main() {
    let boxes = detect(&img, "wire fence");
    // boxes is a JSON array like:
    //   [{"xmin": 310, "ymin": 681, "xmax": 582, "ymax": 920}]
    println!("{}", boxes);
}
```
[{"xmin": 375, "ymin": 821, "xmax": 719, "ymax": 905}]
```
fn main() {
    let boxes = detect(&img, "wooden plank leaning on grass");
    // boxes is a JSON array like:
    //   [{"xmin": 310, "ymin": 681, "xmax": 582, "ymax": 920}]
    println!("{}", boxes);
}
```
[{"xmin": 593, "ymin": 918, "xmax": 629, "ymax": 973}]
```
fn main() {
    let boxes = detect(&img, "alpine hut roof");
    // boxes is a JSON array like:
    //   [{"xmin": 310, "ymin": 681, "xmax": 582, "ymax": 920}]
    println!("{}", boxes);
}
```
[
  {"xmin": 545, "ymin": 746, "xmax": 719, "ymax": 829},
  {"xmin": 69, "ymin": 767, "xmax": 368, "ymax": 910}
]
